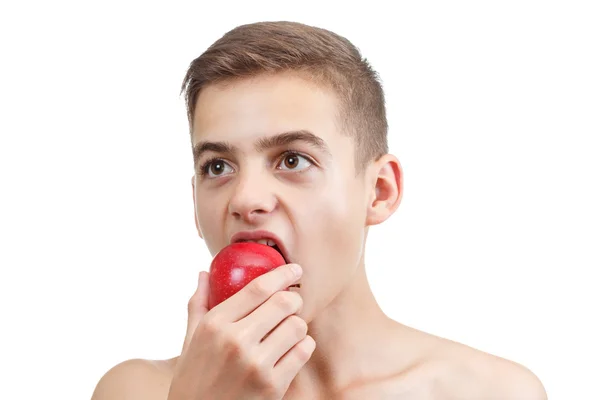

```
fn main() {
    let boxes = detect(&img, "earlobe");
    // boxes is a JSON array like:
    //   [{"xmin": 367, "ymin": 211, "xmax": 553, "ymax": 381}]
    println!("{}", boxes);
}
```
[
  {"xmin": 365, "ymin": 155, "xmax": 403, "ymax": 226},
  {"xmin": 191, "ymin": 175, "xmax": 203, "ymax": 239}
]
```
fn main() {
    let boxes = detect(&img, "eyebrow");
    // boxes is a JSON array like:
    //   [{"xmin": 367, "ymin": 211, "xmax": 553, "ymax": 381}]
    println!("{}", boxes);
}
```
[{"xmin": 192, "ymin": 130, "xmax": 331, "ymax": 167}]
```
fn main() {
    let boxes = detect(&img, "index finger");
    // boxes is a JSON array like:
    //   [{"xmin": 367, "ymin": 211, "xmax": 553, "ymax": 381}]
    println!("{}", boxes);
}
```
[{"xmin": 210, "ymin": 263, "xmax": 302, "ymax": 322}]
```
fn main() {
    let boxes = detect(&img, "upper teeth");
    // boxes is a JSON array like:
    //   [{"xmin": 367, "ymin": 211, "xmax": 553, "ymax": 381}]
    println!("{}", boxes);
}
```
[{"xmin": 244, "ymin": 239, "xmax": 277, "ymax": 247}]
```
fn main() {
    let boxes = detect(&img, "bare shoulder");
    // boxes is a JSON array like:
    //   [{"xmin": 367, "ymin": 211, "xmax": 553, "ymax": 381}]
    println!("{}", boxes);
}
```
[
  {"xmin": 90, "ymin": 357, "xmax": 176, "ymax": 400},
  {"xmin": 431, "ymin": 336, "xmax": 547, "ymax": 400}
]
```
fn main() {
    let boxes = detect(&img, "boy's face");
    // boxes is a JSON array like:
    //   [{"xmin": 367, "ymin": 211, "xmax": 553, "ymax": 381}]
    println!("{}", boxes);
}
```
[{"xmin": 191, "ymin": 72, "xmax": 387, "ymax": 321}]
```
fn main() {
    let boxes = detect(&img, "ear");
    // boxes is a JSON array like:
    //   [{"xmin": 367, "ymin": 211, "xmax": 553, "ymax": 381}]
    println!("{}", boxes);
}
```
[
  {"xmin": 191, "ymin": 175, "xmax": 203, "ymax": 239},
  {"xmin": 365, "ymin": 154, "xmax": 403, "ymax": 226}
]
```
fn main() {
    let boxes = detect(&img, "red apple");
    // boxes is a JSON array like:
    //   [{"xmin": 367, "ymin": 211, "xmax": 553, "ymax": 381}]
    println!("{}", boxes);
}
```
[{"xmin": 208, "ymin": 242, "xmax": 286, "ymax": 310}]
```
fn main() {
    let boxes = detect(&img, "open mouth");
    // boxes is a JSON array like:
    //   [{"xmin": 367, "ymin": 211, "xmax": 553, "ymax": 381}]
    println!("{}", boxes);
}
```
[
  {"xmin": 270, "ymin": 243, "xmax": 286, "ymax": 260},
  {"xmin": 234, "ymin": 238, "xmax": 301, "ymax": 289},
  {"xmin": 271, "ymin": 245, "xmax": 300, "ymax": 288}
]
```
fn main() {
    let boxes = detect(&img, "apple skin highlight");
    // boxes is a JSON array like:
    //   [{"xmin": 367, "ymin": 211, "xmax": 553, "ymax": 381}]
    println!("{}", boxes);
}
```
[{"xmin": 208, "ymin": 242, "xmax": 286, "ymax": 309}]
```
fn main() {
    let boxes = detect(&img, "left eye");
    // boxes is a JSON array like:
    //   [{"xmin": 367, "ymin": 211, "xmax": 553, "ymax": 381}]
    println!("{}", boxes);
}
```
[{"xmin": 277, "ymin": 153, "xmax": 312, "ymax": 171}]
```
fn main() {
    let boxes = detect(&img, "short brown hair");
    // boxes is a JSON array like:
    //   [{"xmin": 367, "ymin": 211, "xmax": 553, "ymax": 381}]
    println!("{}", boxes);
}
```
[{"xmin": 180, "ymin": 21, "xmax": 388, "ymax": 171}]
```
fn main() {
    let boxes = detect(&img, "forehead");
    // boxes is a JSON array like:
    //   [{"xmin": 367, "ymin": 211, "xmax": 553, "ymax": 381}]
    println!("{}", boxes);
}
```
[{"xmin": 191, "ymin": 73, "xmax": 343, "ymax": 146}]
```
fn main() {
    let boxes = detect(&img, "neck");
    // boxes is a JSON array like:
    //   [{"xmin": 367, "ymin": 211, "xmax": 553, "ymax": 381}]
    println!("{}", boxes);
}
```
[{"xmin": 290, "ymin": 259, "xmax": 400, "ymax": 396}]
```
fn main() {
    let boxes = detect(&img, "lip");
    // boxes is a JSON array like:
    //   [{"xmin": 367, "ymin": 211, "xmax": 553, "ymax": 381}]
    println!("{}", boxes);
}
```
[{"xmin": 229, "ymin": 230, "xmax": 291, "ymax": 265}]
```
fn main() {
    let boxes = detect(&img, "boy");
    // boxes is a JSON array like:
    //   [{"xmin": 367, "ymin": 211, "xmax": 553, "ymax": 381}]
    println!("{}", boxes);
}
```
[{"xmin": 91, "ymin": 21, "xmax": 547, "ymax": 399}]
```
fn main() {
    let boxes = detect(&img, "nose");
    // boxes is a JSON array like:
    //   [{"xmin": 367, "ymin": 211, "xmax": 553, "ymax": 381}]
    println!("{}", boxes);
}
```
[{"xmin": 228, "ymin": 171, "xmax": 277, "ymax": 224}]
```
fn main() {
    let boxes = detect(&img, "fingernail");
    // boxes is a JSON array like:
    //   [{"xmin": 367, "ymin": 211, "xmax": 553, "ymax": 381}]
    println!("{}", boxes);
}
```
[{"xmin": 291, "ymin": 264, "xmax": 303, "ymax": 278}]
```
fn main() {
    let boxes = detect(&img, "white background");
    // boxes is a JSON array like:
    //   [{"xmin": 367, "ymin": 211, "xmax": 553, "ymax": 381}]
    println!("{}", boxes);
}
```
[{"xmin": 1, "ymin": 1, "xmax": 598, "ymax": 399}]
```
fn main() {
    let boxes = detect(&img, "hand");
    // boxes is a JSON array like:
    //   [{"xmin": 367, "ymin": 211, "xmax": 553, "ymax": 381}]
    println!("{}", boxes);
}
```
[{"xmin": 167, "ymin": 263, "xmax": 315, "ymax": 400}]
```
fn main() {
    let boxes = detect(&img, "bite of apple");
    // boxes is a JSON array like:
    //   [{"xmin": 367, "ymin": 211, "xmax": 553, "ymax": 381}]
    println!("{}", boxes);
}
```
[{"xmin": 208, "ymin": 242, "xmax": 300, "ymax": 310}]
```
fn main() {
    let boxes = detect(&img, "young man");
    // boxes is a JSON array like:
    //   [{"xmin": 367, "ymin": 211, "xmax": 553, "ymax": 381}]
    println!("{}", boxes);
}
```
[{"xmin": 92, "ymin": 21, "xmax": 547, "ymax": 399}]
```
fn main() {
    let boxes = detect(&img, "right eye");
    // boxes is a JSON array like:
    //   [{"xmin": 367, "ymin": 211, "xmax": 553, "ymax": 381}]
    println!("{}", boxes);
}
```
[{"xmin": 201, "ymin": 159, "xmax": 234, "ymax": 178}]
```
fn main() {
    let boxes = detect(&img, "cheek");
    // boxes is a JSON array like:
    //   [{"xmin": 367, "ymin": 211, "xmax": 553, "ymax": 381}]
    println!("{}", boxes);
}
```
[
  {"xmin": 295, "ymin": 181, "xmax": 366, "ymax": 318},
  {"xmin": 195, "ymin": 192, "xmax": 226, "ymax": 256},
  {"xmin": 297, "ymin": 177, "xmax": 366, "ymax": 266}
]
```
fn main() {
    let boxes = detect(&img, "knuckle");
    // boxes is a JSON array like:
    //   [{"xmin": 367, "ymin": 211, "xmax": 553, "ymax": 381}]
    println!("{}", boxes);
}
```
[
  {"xmin": 287, "ymin": 315, "xmax": 308, "ymax": 338},
  {"xmin": 231, "ymin": 323, "xmax": 252, "ymax": 347},
  {"xmin": 263, "ymin": 385, "xmax": 283, "ymax": 399},
  {"xmin": 221, "ymin": 330, "xmax": 244, "ymax": 357},
  {"xmin": 272, "ymin": 291, "xmax": 299, "ymax": 313},
  {"xmin": 294, "ymin": 345, "xmax": 311, "ymax": 362},
  {"xmin": 187, "ymin": 297, "xmax": 194, "ymax": 314},
  {"xmin": 187, "ymin": 292, "xmax": 201, "ymax": 315},
  {"xmin": 294, "ymin": 337, "xmax": 315, "ymax": 361},
  {"xmin": 295, "ymin": 292, "xmax": 304, "ymax": 310},
  {"xmin": 201, "ymin": 315, "xmax": 221, "ymax": 335},
  {"xmin": 247, "ymin": 362, "xmax": 280, "ymax": 396},
  {"xmin": 248, "ymin": 355, "xmax": 268, "ymax": 376},
  {"xmin": 247, "ymin": 359, "xmax": 269, "ymax": 382},
  {"xmin": 247, "ymin": 278, "xmax": 271, "ymax": 299}
]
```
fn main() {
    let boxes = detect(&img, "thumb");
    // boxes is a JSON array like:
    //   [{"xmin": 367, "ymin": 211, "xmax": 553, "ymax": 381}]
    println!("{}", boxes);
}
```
[{"xmin": 182, "ymin": 270, "xmax": 210, "ymax": 353}]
